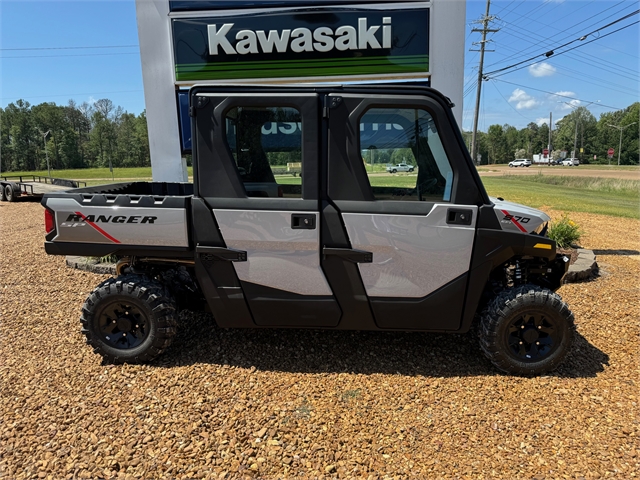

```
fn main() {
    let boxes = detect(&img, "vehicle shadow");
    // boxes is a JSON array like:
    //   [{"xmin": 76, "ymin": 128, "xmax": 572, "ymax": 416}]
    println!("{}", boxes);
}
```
[{"xmin": 154, "ymin": 311, "xmax": 608, "ymax": 379}]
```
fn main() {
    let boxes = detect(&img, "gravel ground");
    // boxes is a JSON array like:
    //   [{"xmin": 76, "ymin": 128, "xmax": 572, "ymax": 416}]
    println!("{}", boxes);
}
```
[{"xmin": 1, "ymin": 201, "xmax": 638, "ymax": 480}]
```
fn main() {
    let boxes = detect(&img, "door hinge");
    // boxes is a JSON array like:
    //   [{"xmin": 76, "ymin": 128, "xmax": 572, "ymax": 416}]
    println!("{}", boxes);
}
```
[{"xmin": 323, "ymin": 95, "xmax": 343, "ymax": 118}]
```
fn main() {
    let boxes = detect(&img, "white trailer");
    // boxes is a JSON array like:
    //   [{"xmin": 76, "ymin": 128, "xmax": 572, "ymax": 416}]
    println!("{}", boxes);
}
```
[{"xmin": 532, "ymin": 154, "xmax": 551, "ymax": 165}]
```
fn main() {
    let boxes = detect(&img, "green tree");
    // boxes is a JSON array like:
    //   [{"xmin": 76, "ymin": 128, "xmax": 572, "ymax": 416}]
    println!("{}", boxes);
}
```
[
  {"xmin": 32, "ymin": 102, "xmax": 67, "ymax": 170},
  {"xmin": 554, "ymin": 107, "xmax": 597, "ymax": 161},
  {"xmin": 596, "ymin": 103, "xmax": 639, "ymax": 165},
  {"xmin": 3, "ymin": 100, "xmax": 38, "ymax": 171}
]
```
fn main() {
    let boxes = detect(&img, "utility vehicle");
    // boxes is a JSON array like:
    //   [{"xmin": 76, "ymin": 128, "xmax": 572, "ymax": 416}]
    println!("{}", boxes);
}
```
[{"xmin": 42, "ymin": 85, "xmax": 573, "ymax": 375}]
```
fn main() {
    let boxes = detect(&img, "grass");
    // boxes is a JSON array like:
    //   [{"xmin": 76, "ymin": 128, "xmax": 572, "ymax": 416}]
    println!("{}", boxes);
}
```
[
  {"xmin": 482, "ymin": 176, "xmax": 639, "ymax": 219},
  {"xmin": 503, "ymin": 174, "xmax": 639, "ymax": 194},
  {"xmin": 1, "ymin": 166, "xmax": 194, "ymax": 180},
  {"xmin": 4, "ymin": 167, "xmax": 639, "ymax": 219}
]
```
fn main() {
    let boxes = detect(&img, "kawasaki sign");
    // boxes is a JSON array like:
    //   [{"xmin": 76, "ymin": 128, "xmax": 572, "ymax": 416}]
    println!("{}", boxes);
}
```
[{"xmin": 172, "ymin": 8, "xmax": 429, "ymax": 82}]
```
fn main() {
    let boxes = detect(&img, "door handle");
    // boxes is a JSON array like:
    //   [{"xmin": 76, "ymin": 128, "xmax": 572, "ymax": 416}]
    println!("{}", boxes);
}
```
[
  {"xmin": 446, "ymin": 208, "xmax": 473, "ymax": 226},
  {"xmin": 323, "ymin": 247, "xmax": 373, "ymax": 263},
  {"xmin": 291, "ymin": 214, "xmax": 316, "ymax": 229}
]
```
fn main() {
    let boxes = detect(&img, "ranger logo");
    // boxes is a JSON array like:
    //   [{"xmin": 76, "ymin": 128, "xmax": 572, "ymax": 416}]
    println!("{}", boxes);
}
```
[{"xmin": 65, "ymin": 213, "xmax": 157, "ymax": 224}]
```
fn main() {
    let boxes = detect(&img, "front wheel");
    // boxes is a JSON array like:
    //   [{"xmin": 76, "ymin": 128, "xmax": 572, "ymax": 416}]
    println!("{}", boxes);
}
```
[
  {"xmin": 479, "ymin": 285, "xmax": 574, "ymax": 375},
  {"xmin": 80, "ymin": 274, "xmax": 177, "ymax": 364},
  {"xmin": 391, "ymin": 169, "xmax": 397, "ymax": 174},
  {"xmin": 408, "ymin": 168, "xmax": 414, "ymax": 172}
]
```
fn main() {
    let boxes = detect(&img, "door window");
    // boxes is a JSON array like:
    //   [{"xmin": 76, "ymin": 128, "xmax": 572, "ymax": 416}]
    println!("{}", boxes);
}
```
[
  {"xmin": 359, "ymin": 107, "xmax": 453, "ymax": 202},
  {"xmin": 225, "ymin": 106, "xmax": 302, "ymax": 198}
]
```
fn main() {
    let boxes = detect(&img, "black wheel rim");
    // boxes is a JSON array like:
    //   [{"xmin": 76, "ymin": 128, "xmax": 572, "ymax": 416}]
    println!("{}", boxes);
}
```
[
  {"xmin": 97, "ymin": 300, "xmax": 149, "ymax": 350},
  {"xmin": 506, "ymin": 311, "xmax": 559, "ymax": 361}
]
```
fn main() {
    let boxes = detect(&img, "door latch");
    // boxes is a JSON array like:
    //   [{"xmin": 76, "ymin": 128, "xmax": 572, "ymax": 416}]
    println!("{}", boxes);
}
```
[
  {"xmin": 446, "ymin": 208, "xmax": 473, "ymax": 226},
  {"xmin": 291, "ymin": 214, "xmax": 316, "ymax": 229}
]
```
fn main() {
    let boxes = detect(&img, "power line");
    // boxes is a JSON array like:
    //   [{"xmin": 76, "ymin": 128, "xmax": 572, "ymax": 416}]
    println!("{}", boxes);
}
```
[
  {"xmin": 489, "ymin": 36, "xmax": 639, "ymax": 82},
  {"xmin": 1, "ymin": 90, "xmax": 143, "ymax": 101},
  {"xmin": 1, "ymin": 52, "xmax": 140, "ymax": 59},
  {"xmin": 487, "ymin": 20, "xmax": 640, "ymax": 79},
  {"xmin": 489, "ymin": 80, "xmax": 530, "ymax": 120},
  {"xmin": 491, "ymin": 79, "xmax": 623, "ymax": 111},
  {"xmin": 487, "ymin": 0, "xmax": 630, "ymax": 67},
  {"xmin": 0, "ymin": 45, "xmax": 138, "ymax": 51},
  {"xmin": 485, "ymin": 34, "xmax": 640, "ymax": 90},
  {"xmin": 484, "ymin": 9, "xmax": 640, "ymax": 77}
]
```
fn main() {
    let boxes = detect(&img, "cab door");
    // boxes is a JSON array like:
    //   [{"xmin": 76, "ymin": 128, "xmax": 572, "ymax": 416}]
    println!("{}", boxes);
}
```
[
  {"xmin": 323, "ymin": 90, "xmax": 486, "ymax": 331},
  {"xmin": 191, "ymin": 88, "xmax": 340, "ymax": 327}
]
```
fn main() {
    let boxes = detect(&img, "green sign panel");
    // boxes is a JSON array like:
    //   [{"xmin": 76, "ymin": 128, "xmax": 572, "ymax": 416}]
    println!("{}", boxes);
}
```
[{"xmin": 172, "ymin": 7, "xmax": 429, "ymax": 82}]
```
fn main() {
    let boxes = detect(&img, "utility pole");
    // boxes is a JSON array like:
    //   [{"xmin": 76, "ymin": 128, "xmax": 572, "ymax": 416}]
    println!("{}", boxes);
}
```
[
  {"xmin": 548, "ymin": 112, "xmax": 552, "ymax": 163},
  {"xmin": 470, "ymin": 0, "xmax": 498, "ymax": 163},
  {"xmin": 572, "ymin": 115, "xmax": 578, "ymax": 159},
  {"xmin": 608, "ymin": 122, "xmax": 637, "ymax": 165},
  {"xmin": 41, "ymin": 130, "xmax": 51, "ymax": 177}
]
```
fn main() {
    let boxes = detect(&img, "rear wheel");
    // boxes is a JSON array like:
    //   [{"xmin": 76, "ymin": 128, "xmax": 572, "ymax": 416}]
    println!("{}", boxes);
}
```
[
  {"xmin": 479, "ymin": 285, "xmax": 574, "ymax": 375},
  {"xmin": 0, "ymin": 185, "xmax": 6, "ymax": 201},
  {"xmin": 80, "ymin": 274, "xmax": 177, "ymax": 364},
  {"xmin": 4, "ymin": 184, "xmax": 15, "ymax": 202}
]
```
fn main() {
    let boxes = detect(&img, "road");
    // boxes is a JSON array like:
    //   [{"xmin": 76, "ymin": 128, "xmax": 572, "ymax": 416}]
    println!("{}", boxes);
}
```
[{"xmin": 477, "ymin": 164, "xmax": 640, "ymax": 180}]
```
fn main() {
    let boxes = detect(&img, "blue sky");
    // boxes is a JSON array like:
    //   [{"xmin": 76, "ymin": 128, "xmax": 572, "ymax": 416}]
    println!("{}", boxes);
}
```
[{"xmin": 1, "ymin": 0, "xmax": 638, "ymax": 132}]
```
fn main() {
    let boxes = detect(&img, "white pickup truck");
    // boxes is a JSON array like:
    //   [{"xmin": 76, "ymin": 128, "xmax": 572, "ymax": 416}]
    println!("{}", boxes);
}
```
[{"xmin": 385, "ymin": 163, "xmax": 415, "ymax": 173}]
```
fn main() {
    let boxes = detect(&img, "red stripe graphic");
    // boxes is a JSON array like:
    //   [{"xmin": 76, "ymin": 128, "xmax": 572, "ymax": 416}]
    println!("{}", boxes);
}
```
[
  {"xmin": 75, "ymin": 211, "xmax": 121, "ymax": 244},
  {"xmin": 501, "ymin": 209, "xmax": 527, "ymax": 233}
]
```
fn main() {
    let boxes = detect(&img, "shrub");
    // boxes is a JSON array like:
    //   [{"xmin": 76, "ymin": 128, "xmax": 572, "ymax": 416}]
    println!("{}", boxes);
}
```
[{"xmin": 548, "ymin": 215, "xmax": 581, "ymax": 248}]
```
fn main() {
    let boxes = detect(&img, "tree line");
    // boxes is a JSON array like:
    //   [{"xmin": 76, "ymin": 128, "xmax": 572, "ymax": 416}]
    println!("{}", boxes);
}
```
[
  {"xmin": 466, "ymin": 102, "xmax": 639, "ymax": 165},
  {"xmin": 1, "ymin": 97, "xmax": 638, "ymax": 173},
  {"xmin": 1, "ymin": 99, "xmax": 150, "ymax": 173}
]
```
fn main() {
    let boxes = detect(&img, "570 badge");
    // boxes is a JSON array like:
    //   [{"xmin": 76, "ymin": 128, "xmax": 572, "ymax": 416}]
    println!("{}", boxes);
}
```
[{"xmin": 503, "ymin": 214, "xmax": 530, "ymax": 224}]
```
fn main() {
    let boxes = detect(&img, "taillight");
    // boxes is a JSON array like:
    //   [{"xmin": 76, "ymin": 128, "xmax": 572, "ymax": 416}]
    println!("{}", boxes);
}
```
[{"xmin": 44, "ymin": 209, "xmax": 55, "ymax": 234}]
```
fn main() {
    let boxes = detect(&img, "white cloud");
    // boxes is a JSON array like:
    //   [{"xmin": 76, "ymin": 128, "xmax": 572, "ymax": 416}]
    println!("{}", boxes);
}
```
[
  {"xmin": 556, "ymin": 93, "xmax": 580, "ymax": 110},
  {"xmin": 88, "ymin": 96, "xmax": 97, "ymax": 105},
  {"xmin": 529, "ymin": 62, "xmax": 557, "ymax": 77},
  {"xmin": 535, "ymin": 117, "xmax": 549, "ymax": 127},
  {"xmin": 509, "ymin": 88, "xmax": 539, "ymax": 110}
]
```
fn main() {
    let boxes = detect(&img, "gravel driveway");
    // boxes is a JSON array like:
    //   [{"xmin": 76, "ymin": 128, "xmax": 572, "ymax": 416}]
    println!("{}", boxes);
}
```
[{"xmin": 1, "ymin": 201, "xmax": 638, "ymax": 479}]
